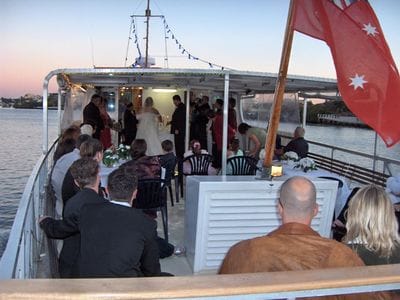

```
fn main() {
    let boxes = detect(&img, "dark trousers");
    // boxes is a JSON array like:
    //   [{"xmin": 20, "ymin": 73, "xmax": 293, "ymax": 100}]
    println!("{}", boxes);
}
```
[{"xmin": 174, "ymin": 135, "xmax": 185, "ymax": 159}]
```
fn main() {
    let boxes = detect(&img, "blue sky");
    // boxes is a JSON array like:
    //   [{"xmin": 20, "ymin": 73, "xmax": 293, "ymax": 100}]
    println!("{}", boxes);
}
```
[{"xmin": 1, "ymin": 0, "xmax": 399, "ymax": 97}]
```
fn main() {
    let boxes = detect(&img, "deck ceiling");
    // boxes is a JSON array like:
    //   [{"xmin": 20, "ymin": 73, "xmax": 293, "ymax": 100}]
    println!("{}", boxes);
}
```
[{"xmin": 58, "ymin": 68, "xmax": 338, "ymax": 94}]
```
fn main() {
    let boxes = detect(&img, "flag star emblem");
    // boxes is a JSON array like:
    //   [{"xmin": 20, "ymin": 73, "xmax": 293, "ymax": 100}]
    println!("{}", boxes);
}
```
[
  {"xmin": 362, "ymin": 23, "xmax": 378, "ymax": 36},
  {"xmin": 349, "ymin": 74, "xmax": 367, "ymax": 90}
]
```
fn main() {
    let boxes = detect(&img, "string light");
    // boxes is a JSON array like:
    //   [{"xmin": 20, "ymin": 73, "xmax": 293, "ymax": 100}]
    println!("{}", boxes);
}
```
[
  {"xmin": 161, "ymin": 16, "xmax": 231, "ymax": 70},
  {"xmin": 131, "ymin": 17, "xmax": 142, "ymax": 67},
  {"xmin": 128, "ymin": 14, "xmax": 232, "ymax": 70}
]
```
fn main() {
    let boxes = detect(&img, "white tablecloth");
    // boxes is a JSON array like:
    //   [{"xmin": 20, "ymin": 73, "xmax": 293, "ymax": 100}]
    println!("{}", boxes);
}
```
[
  {"xmin": 257, "ymin": 161, "xmax": 351, "ymax": 218},
  {"xmin": 99, "ymin": 162, "xmax": 166, "ymax": 188}
]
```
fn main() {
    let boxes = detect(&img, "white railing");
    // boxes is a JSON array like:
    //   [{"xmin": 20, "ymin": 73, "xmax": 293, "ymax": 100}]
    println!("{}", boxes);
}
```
[
  {"xmin": 0, "ymin": 264, "xmax": 399, "ymax": 299},
  {"xmin": 0, "ymin": 141, "xmax": 57, "ymax": 279},
  {"xmin": 280, "ymin": 134, "xmax": 400, "ymax": 177}
]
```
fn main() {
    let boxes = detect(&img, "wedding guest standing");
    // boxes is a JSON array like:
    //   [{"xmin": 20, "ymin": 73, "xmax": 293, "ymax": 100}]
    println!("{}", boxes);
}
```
[
  {"xmin": 83, "ymin": 94, "xmax": 104, "ymax": 140},
  {"xmin": 123, "ymin": 102, "xmax": 138, "ymax": 146},
  {"xmin": 170, "ymin": 95, "xmax": 186, "ymax": 159},
  {"xmin": 98, "ymin": 97, "xmax": 113, "ymax": 149}
]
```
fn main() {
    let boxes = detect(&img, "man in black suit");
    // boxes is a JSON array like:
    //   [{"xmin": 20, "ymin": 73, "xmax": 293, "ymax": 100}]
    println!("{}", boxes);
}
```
[
  {"xmin": 40, "ymin": 158, "xmax": 106, "ymax": 277},
  {"xmin": 170, "ymin": 94, "xmax": 186, "ymax": 159},
  {"xmin": 83, "ymin": 94, "xmax": 104, "ymax": 140},
  {"xmin": 77, "ymin": 168, "xmax": 161, "ymax": 278}
]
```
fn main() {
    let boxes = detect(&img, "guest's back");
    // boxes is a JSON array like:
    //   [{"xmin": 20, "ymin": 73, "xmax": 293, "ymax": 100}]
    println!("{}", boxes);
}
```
[
  {"xmin": 344, "ymin": 185, "xmax": 400, "ymax": 265},
  {"xmin": 219, "ymin": 176, "xmax": 389, "ymax": 300},
  {"xmin": 159, "ymin": 152, "xmax": 177, "ymax": 184},
  {"xmin": 78, "ymin": 201, "xmax": 160, "ymax": 277}
]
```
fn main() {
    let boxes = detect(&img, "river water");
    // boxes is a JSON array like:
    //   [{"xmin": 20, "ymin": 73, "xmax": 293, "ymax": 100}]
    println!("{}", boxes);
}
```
[{"xmin": 0, "ymin": 108, "xmax": 399, "ymax": 258}]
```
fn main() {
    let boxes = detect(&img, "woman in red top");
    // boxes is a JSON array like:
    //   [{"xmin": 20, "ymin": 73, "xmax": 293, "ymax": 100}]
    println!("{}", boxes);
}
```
[{"xmin": 98, "ymin": 98, "xmax": 113, "ymax": 149}]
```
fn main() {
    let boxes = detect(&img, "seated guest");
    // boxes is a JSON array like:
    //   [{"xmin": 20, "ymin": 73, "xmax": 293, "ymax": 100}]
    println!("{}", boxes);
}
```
[
  {"xmin": 159, "ymin": 139, "xmax": 177, "ymax": 187},
  {"xmin": 344, "ymin": 185, "xmax": 400, "ymax": 265},
  {"xmin": 77, "ymin": 168, "xmax": 161, "ymax": 278},
  {"xmin": 386, "ymin": 173, "xmax": 400, "ymax": 206},
  {"xmin": 218, "ymin": 176, "xmax": 389, "ymax": 299},
  {"xmin": 53, "ymin": 125, "xmax": 81, "ymax": 163},
  {"xmin": 120, "ymin": 139, "xmax": 174, "ymax": 258},
  {"xmin": 183, "ymin": 139, "xmax": 217, "ymax": 175},
  {"xmin": 61, "ymin": 138, "xmax": 103, "ymax": 205},
  {"xmin": 40, "ymin": 158, "xmax": 107, "ymax": 278},
  {"xmin": 184, "ymin": 139, "xmax": 209, "ymax": 158},
  {"xmin": 80, "ymin": 123, "xmax": 94, "ymax": 136},
  {"xmin": 51, "ymin": 134, "xmax": 91, "ymax": 219},
  {"xmin": 227, "ymin": 138, "xmax": 243, "ymax": 158},
  {"xmin": 226, "ymin": 138, "xmax": 244, "ymax": 175},
  {"xmin": 283, "ymin": 126, "xmax": 308, "ymax": 158},
  {"xmin": 120, "ymin": 139, "xmax": 161, "ymax": 179}
]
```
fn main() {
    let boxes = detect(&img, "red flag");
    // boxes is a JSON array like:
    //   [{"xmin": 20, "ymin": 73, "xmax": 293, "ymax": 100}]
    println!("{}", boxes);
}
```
[{"xmin": 292, "ymin": 0, "xmax": 400, "ymax": 147}]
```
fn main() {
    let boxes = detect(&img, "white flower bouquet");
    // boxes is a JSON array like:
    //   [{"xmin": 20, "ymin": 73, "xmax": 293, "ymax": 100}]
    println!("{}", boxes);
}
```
[
  {"xmin": 295, "ymin": 157, "xmax": 318, "ymax": 173},
  {"xmin": 117, "ymin": 144, "xmax": 131, "ymax": 161},
  {"xmin": 282, "ymin": 151, "xmax": 299, "ymax": 162},
  {"xmin": 103, "ymin": 149, "xmax": 120, "ymax": 167}
]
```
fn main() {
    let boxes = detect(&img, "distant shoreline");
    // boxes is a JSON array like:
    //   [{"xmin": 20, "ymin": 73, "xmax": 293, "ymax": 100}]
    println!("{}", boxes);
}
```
[{"xmin": 0, "ymin": 106, "xmax": 58, "ymax": 110}]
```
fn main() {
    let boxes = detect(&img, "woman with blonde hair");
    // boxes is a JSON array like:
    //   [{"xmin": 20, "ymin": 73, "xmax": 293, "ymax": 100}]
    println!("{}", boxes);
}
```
[{"xmin": 344, "ymin": 184, "xmax": 400, "ymax": 265}]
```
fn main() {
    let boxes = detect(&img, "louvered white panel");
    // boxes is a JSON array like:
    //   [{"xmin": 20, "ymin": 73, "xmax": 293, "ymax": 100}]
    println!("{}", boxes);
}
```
[{"xmin": 184, "ymin": 176, "xmax": 337, "ymax": 274}]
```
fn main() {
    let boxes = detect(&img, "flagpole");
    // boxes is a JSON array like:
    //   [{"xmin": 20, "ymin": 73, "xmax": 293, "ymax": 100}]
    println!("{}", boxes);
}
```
[{"xmin": 263, "ymin": 0, "xmax": 295, "ymax": 168}]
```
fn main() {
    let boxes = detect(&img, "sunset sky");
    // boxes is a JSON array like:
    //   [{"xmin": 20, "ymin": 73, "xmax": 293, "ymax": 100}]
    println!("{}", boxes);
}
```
[{"xmin": 1, "ymin": 0, "xmax": 399, "ymax": 98}]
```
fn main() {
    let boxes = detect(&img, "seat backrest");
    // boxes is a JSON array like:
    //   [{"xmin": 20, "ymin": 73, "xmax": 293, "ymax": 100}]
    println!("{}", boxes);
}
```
[
  {"xmin": 183, "ymin": 154, "xmax": 213, "ymax": 175},
  {"xmin": 159, "ymin": 154, "xmax": 177, "ymax": 185},
  {"xmin": 134, "ymin": 179, "xmax": 166, "ymax": 209},
  {"xmin": 227, "ymin": 156, "xmax": 258, "ymax": 175}
]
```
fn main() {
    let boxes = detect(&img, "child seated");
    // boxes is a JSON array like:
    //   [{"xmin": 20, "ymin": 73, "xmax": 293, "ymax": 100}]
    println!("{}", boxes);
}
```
[
  {"xmin": 226, "ymin": 138, "xmax": 244, "ymax": 175},
  {"xmin": 183, "ymin": 139, "xmax": 217, "ymax": 175},
  {"xmin": 158, "ymin": 140, "xmax": 177, "ymax": 185},
  {"xmin": 227, "ymin": 138, "xmax": 243, "ymax": 158},
  {"xmin": 183, "ymin": 139, "xmax": 208, "ymax": 158}
]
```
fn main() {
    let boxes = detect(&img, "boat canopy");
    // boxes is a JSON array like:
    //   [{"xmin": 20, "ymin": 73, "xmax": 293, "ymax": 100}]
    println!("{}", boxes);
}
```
[
  {"xmin": 42, "ymin": 67, "xmax": 338, "ymax": 173},
  {"xmin": 50, "ymin": 67, "xmax": 338, "ymax": 94}
]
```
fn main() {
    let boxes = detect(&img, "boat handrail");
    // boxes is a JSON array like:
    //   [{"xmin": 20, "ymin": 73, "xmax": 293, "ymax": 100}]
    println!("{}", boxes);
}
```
[
  {"xmin": 280, "ymin": 134, "xmax": 400, "ymax": 178},
  {"xmin": 0, "ymin": 139, "xmax": 58, "ymax": 279},
  {"xmin": 0, "ymin": 264, "xmax": 398, "ymax": 299}
]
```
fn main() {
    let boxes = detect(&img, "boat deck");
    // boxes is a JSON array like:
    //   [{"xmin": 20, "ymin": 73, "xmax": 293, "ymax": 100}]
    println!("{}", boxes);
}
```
[{"xmin": 156, "ymin": 192, "xmax": 194, "ymax": 276}]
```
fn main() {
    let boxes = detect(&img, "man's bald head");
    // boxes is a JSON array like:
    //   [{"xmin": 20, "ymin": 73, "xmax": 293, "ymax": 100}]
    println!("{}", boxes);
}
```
[{"xmin": 279, "ymin": 176, "xmax": 317, "ymax": 224}]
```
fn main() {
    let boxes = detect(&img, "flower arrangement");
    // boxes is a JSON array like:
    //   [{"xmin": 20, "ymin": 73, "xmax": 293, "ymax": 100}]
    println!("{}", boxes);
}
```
[
  {"xmin": 282, "ymin": 151, "xmax": 299, "ymax": 162},
  {"xmin": 295, "ymin": 157, "xmax": 318, "ymax": 173},
  {"xmin": 102, "ymin": 149, "xmax": 120, "ymax": 167},
  {"xmin": 117, "ymin": 144, "xmax": 131, "ymax": 161},
  {"xmin": 103, "ymin": 144, "xmax": 131, "ymax": 167}
]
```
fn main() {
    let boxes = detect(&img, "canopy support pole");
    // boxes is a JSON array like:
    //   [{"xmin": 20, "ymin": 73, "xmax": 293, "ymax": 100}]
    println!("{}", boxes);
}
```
[
  {"xmin": 264, "ymin": 0, "xmax": 295, "ymax": 167},
  {"xmin": 221, "ymin": 73, "xmax": 230, "ymax": 175}
]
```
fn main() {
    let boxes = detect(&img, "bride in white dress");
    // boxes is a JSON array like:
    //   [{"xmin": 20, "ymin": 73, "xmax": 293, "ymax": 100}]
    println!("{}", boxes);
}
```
[{"xmin": 135, "ymin": 97, "xmax": 163, "ymax": 156}]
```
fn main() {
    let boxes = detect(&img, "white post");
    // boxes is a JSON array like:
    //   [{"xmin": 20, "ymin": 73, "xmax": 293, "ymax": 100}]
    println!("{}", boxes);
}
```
[
  {"xmin": 373, "ymin": 132, "xmax": 378, "ymax": 173},
  {"xmin": 185, "ymin": 88, "xmax": 190, "ymax": 152},
  {"xmin": 42, "ymin": 79, "xmax": 49, "ymax": 154},
  {"xmin": 302, "ymin": 97, "xmax": 308, "ymax": 129},
  {"xmin": 57, "ymin": 88, "xmax": 62, "ymax": 135},
  {"xmin": 221, "ymin": 73, "xmax": 230, "ymax": 175}
]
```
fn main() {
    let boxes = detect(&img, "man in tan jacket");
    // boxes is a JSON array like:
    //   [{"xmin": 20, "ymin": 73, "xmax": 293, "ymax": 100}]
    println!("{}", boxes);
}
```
[{"xmin": 219, "ymin": 176, "xmax": 391, "ymax": 299}]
